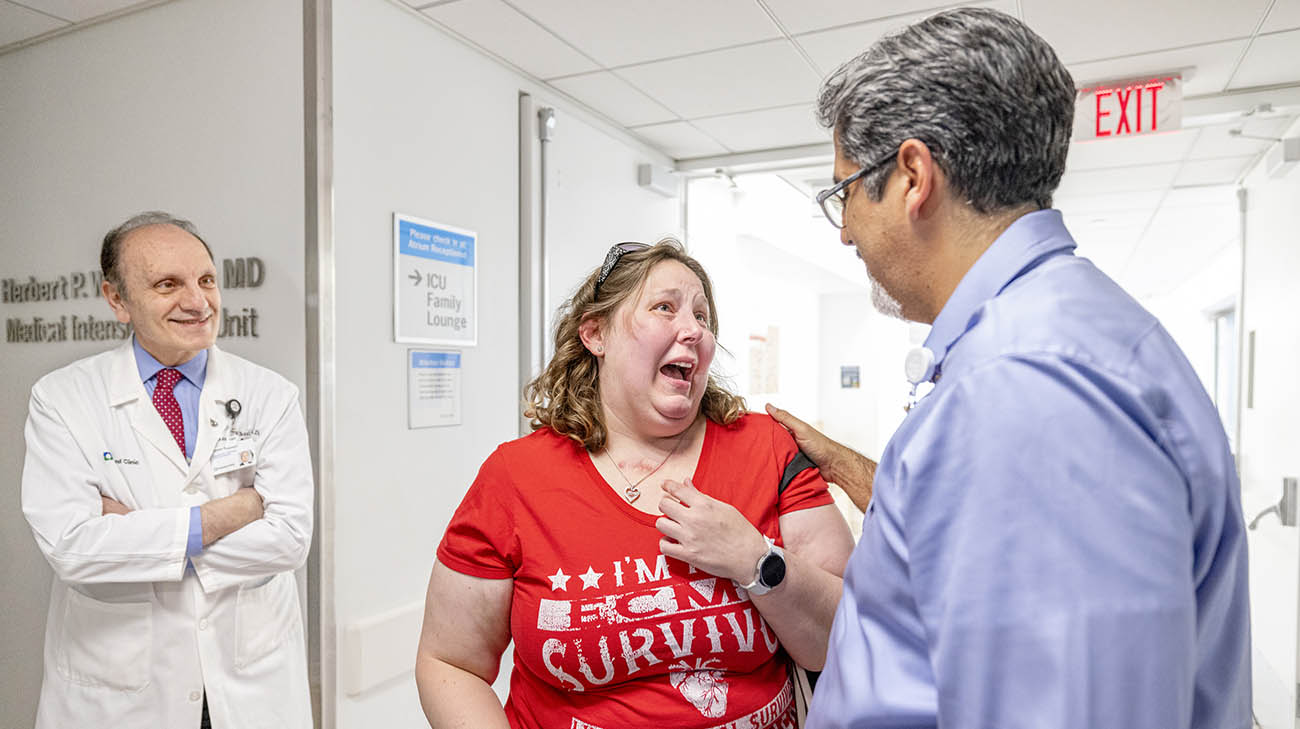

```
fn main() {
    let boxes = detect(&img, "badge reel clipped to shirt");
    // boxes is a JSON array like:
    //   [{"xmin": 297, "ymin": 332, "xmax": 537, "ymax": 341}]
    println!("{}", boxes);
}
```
[
  {"xmin": 211, "ymin": 398, "xmax": 256, "ymax": 476},
  {"xmin": 904, "ymin": 346, "xmax": 936, "ymax": 413}
]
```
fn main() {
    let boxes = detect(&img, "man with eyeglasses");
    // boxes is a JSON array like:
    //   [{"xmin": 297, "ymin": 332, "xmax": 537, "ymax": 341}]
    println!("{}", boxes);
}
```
[{"xmin": 783, "ymin": 8, "xmax": 1250, "ymax": 729}]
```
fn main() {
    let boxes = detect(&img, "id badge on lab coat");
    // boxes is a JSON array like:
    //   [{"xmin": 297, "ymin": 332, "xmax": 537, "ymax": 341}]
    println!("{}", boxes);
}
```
[{"xmin": 212, "ymin": 432, "xmax": 257, "ymax": 475}]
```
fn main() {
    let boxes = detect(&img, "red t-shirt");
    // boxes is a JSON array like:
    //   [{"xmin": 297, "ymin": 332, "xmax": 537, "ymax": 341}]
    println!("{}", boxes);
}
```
[{"xmin": 437, "ymin": 413, "xmax": 832, "ymax": 729}]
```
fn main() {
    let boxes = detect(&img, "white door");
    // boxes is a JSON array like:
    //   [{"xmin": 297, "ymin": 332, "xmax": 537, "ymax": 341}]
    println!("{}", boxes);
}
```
[{"xmin": 1239, "ymin": 163, "xmax": 1300, "ymax": 728}]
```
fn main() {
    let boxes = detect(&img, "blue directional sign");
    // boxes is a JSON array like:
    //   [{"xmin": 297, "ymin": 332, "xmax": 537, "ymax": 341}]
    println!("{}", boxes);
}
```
[{"xmin": 394, "ymin": 213, "xmax": 477, "ymax": 345}]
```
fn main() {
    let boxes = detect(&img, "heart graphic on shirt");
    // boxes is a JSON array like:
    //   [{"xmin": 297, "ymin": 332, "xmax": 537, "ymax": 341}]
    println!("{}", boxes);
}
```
[{"xmin": 668, "ymin": 658, "xmax": 728, "ymax": 718}]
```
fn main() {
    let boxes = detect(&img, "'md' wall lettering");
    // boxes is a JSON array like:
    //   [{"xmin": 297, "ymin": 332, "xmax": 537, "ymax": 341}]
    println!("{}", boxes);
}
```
[{"xmin": 3, "ymin": 257, "xmax": 268, "ymax": 345}]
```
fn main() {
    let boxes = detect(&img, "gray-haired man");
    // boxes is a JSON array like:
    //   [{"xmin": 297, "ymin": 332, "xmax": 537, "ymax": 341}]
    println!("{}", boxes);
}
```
[{"xmin": 800, "ymin": 8, "xmax": 1249, "ymax": 728}]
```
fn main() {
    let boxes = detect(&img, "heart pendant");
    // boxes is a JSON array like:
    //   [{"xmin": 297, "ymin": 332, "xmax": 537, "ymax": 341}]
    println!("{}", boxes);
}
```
[{"xmin": 624, "ymin": 485, "xmax": 641, "ymax": 504}]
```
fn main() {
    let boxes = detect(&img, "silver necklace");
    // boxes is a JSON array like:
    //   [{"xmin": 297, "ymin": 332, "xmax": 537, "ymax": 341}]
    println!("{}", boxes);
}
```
[{"xmin": 602, "ymin": 430, "xmax": 690, "ymax": 504}]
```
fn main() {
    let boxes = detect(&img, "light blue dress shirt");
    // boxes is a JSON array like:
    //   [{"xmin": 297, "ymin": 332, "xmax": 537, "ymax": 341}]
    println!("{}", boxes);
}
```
[
  {"xmin": 808, "ymin": 210, "xmax": 1250, "ymax": 729},
  {"xmin": 133, "ymin": 337, "xmax": 208, "ymax": 559}
]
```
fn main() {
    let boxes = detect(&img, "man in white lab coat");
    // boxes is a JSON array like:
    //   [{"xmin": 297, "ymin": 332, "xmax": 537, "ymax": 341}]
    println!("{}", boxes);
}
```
[{"xmin": 21, "ymin": 212, "xmax": 314, "ymax": 729}]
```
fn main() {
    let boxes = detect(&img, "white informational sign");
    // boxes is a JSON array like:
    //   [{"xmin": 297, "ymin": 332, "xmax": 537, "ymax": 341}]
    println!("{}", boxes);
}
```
[
  {"xmin": 407, "ymin": 349, "xmax": 462, "ymax": 428},
  {"xmin": 394, "ymin": 213, "xmax": 477, "ymax": 345},
  {"xmin": 1074, "ymin": 74, "xmax": 1182, "ymax": 142}
]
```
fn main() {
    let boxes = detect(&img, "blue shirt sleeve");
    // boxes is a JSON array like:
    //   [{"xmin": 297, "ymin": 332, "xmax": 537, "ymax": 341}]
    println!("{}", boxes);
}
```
[
  {"xmin": 186, "ymin": 505, "xmax": 204, "ymax": 557},
  {"xmin": 900, "ymin": 354, "xmax": 1197, "ymax": 729}
]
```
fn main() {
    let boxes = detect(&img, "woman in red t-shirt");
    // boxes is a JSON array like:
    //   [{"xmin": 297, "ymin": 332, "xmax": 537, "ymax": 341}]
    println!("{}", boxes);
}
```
[{"xmin": 416, "ymin": 240, "xmax": 855, "ymax": 729}]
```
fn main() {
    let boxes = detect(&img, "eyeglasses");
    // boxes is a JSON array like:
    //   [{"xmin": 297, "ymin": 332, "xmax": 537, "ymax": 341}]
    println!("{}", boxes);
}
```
[
  {"xmin": 814, "ymin": 149, "xmax": 898, "ymax": 229},
  {"xmin": 595, "ymin": 242, "xmax": 650, "ymax": 294}
]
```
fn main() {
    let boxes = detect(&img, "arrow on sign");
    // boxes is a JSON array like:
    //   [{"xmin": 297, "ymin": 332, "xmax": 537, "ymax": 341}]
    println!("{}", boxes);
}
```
[{"xmin": 409, "ymin": 270, "xmax": 422, "ymax": 287}]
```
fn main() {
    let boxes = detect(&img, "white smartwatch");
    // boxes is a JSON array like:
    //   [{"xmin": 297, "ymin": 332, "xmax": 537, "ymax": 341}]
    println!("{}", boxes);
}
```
[{"xmin": 741, "ymin": 537, "xmax": 786, "ymax": 596}]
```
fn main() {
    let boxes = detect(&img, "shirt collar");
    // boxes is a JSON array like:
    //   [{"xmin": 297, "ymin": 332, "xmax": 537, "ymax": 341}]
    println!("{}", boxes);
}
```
[
  {"xmin": 922, "ymin": 209, "xmax": 1077, "ymax": 372},
  {"xmin": 132, "ymin": 336, "xmax": 209, "ymax": 388}
]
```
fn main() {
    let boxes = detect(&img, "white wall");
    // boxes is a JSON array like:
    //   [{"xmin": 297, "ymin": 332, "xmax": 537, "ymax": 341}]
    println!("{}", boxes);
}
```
[
  {"xmin": 329, "ymin": 1, "xmax": 678, "ymax": 725},
  {"xmin": 0, "ymin": 1, "xmax": 305, "ymax": 725}
]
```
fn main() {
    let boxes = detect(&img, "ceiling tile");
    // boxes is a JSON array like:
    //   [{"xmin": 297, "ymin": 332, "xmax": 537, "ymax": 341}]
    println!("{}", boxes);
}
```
[
  {"xmin": 1158, "ymin": 184, "xmax": 1238, "ymax": 208},
  {"xmin": 1227, "ymin": 29, "xmax": 1300, "ymax": 90},
  {"xmin": 1023, "ymin": 0, "xmax": 1272, "ymax": 65},
  {"xmin": 1173, "ymin": 156, "xmax": 1255, "ymax": 186},
  {"xmin": 619, "ymin": 40, "xmax": 820, "ymax": 120},
  {"xmin": 792, "ymin": 0, "xmax": 1017, "ymax": 74},
  {"xmin": 1055, "ymin": 162, "xmax": 1181, "ymax": 197},
  {"xmin": 8, "ymin": 0, "xmax": 147, "ymax": 23},
  {"xmin": 765, "ymin": 0, "xmax": 1019, "ymax": 36},
  {"xmin": 691, "ymin": 105, "xmax": 828, "ymax": 153},
  {"xmin": 507, "ymin": 0, "xmax": 779, "ymax": 68},
  {"xmin": 423, "ymin": 0, "xmax": 599, "ymax": 80},
  {"xmin": 1261, "ymin": 0, "xmax": 1300, "ymax": 33},
  {"xmin": 1066, "ymin": 130, "xmax": 1197, "ymax": 171},
  {"xmin": 1053, "ymin": 189, "xmax": 1167, "ymax": 214},
  {"xmin": 1186, "ymin": 117, "xmax": 1296, "ymax": 160},
  {"xmin": 0, "ymin": 1, "xmax": 67, "ymax": 47},
  {"xmin": 629, "ymin": 121, "xmax": 728, "ymax": 159},
  {"xmin": 548, "ymin": 71, "xmax": 678, "ymax": 127},
  {"xmin": 1067, "ymin": 39, "xmax": 1246, "ymax": 98}
]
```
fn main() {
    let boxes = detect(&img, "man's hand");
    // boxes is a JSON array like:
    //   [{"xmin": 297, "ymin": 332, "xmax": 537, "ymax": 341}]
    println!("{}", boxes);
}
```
[
  {"xmin": 766, "ymin": 403, "xmax": 877, "ymax": 511},
  {"xmin": 199, "ymin": 486, "xmax": 265, "ymax": 546},
  {"xmin": 101, "ymin": 495, "xmax": 131, "ymax": 516},
  {"xmin": 656, "ymin": 478, "xmax": 768, "ymax": 584}
]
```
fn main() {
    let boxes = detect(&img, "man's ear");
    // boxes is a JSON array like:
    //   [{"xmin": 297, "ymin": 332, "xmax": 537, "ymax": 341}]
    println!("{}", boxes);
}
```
[
  {"xmin": 897, "ymin": 138, "xmax": 938, "ymax": 221},
  {"xmin": 102, "ymin": 280, "xmax": 132, "ymax": 324},
  {"xmin": 578, "ymin": 316, "xmax": 606, "ymax": 357}
]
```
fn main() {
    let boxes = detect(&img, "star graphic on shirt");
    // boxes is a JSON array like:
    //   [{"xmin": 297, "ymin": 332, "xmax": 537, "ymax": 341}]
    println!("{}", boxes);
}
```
[
  {"xmin": 579, "ymin": 566, "xmax": 604, "ymax": 590},
  {"xmin": 548, "ymin": 568, "xmax": 571, "ymax": 591}
]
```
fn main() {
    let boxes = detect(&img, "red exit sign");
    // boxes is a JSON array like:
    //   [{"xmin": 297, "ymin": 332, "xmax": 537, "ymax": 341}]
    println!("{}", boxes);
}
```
[{"xmin": 1074, "ymin": 75, "xmax": 1182, "ymax": 141}]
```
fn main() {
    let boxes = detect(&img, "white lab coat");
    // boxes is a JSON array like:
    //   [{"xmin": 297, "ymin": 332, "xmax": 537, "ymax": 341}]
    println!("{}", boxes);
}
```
[{"xmin": 21, "ymin": 342, "xmax": 314, "ymax": 729}]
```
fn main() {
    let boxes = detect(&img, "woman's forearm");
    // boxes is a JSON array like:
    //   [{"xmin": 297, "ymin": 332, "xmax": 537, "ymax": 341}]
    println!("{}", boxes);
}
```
[
  {"xmin": 747, "ymin": 550, "xmax": 843, "ymax": 670},
  {"xmin": 416, "ymin": 655, "xmax": 512, "ymax": 729}
]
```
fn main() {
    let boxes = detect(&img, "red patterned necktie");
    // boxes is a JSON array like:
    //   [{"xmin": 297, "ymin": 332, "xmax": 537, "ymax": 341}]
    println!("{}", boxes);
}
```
[{"xmin": 153, "ymin": 368, "xmax": 186, "ymax": 458}]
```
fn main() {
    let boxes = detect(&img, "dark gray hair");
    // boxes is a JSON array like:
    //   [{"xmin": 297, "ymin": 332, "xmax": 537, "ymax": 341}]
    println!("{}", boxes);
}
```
[
  {"xmin": 100, "ymin": 211, "xmax": 212, "ymax": 295},
  {"xmin": 817, "ymin": 7, "xmax": 1075, "ymax": 214}
]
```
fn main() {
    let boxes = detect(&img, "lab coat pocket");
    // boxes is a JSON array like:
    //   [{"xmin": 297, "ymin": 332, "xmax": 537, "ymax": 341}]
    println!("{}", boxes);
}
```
[
  {"xmin": 57, "ymin": 589, "xmax": 153, "ymax": 692},
  {"xmin": 234, "ymin": 571, "xmax": 298, "ymax": 670}
]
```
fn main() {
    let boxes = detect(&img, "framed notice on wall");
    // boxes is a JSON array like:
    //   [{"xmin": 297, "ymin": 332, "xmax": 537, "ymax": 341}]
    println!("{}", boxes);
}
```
[
  {"xmin": 408, "ymin": 349, "xmax": 462, "ymax": 428},
  {"xmin": 393, "ymin": 213, "xmax": 477, "ymax": 346}
]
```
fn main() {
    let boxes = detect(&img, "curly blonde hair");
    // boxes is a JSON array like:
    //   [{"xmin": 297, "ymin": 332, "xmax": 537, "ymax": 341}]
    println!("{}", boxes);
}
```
[{"xmin": 524, "ymin": 238, "xmax": 746, "ymax": 450}]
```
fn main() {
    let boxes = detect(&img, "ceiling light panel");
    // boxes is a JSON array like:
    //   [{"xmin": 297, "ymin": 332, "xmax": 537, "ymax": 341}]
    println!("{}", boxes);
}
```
[
  {"xmin": 618, "ymin": 39, "xmax": 819, "ymax": 119},
  {"xmin": 507, "ymin": 0, "xmax": 780, "ymax": 68},
  {"xmin": 424, "ymin": 0, "xmax": 599, "ymax": 79},
  {"xmin": 548, "ymin": 71, "xmax": 679, "ymax": 127},
  {"xmin": 1023, "ymin": 0, "xmax": 1272, "ymax": 65}
]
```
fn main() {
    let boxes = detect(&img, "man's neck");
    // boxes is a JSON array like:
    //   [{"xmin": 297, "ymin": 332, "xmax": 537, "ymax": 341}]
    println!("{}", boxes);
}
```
[{"xmin": 916, "ymin": 204, "xmax": 1037, "ymax": 322}]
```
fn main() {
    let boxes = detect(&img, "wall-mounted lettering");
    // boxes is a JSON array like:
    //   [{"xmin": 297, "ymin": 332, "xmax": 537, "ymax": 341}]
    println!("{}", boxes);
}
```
[{"xmin": 223, "ymin": 257, "xmax": 265, "ymax": 288}]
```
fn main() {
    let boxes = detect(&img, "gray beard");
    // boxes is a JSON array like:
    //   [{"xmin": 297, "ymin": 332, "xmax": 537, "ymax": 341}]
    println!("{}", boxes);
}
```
[{"xmin": 867, "ymin": 268, "xmax": 904, "ymax": 320}]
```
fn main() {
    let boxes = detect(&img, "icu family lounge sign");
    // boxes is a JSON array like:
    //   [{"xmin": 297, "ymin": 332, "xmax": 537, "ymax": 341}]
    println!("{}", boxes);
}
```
[
  {"xmin": 1074, "ymin": 74, "xmax": 1182, "ymax": 141},
  {"xmin": 393, "ymin": 213, "xmax": 477, "ymax": 346}
]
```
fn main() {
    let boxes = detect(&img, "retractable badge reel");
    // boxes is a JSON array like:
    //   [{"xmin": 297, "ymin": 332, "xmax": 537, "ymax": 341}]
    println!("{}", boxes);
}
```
[{"xmin": 903, "ymin": 347, "xmax": 936, "ymax": 412}]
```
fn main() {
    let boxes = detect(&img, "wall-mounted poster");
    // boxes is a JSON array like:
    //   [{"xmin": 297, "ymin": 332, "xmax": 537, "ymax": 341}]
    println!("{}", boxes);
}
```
[{"xmin": 394, "ymin": 213, "xmax": 477, "ymax": 346}]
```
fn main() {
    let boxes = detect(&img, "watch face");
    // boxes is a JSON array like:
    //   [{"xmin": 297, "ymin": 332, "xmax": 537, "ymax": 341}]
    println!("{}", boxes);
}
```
[{"xmin": 760, "ymin": 552, "xmax": 786, "ymax": 588}]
